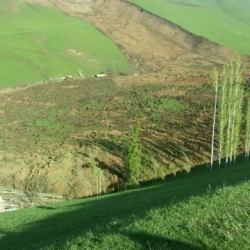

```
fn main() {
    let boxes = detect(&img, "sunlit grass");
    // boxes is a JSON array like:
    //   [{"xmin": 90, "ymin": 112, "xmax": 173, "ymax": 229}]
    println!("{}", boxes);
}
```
[
  {"xmin": 0, "ymin": 1, "xmax": 130, "ymax": 89},
  {"xmin": 0, "ymin": 160, "xmax": 250, "ymax": 249},
  {"xmin": 128, "ymin": 0, "xmax": 250, "ymax": 55}
]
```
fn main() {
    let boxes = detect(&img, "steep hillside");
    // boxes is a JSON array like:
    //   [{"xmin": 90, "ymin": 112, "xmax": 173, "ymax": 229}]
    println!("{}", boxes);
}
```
[
  {"xmin": 128, "ymin": 0, "xmax": 250, "ymax": 56},
  {"xmin": 0, "ymin": 0, "xmax": 249, "ymax": 199},
  {"xmin": 25, "ymin": 0, "xmax": 248, "ymax": 74},
  {"xmin": 1, "ymin": 69, "xmax": 250, "ymax": 198},
  {"xmin": 0, "ymin": 72, "xmax": 217, "ymax": 198}
]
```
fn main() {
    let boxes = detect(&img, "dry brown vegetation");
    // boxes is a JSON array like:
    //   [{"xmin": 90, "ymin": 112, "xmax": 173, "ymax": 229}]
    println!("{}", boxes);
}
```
[{"xmin": 0, "ymin": 75, "xmax": 217, "ymax": 197}]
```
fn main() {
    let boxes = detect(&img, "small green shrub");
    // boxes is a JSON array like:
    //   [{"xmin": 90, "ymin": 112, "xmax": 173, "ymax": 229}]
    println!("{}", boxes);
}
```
[
  {"xmin": 148, "ymin": 98, "xmax": 187, "ymax": 111},
  {"xmin": 126, "ymin": 122, "xmax": 141, "ymax": 187}
]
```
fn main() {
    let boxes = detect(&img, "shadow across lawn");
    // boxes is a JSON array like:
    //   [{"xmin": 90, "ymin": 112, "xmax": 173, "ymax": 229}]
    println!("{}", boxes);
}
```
[
  {"xmin": 125, "ymin": 231, "xmax": 208, "ymax": 250},
  {"xmin": 0, "ymin": 158, "xmax": 250, "ymax": 249}
]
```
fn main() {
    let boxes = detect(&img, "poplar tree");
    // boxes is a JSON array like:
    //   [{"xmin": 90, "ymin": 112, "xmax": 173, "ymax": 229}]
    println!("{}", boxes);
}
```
[
  {"xmin": 227, "ymin": 57, "xmax": 244, "ymax": 164},
  {"xmin": 211, "ymin": 56, "xmax": 244, "ymax": 167},
  {"xmin": 218, "ymin": 66, "xmax": 228, "ymax": 166},
  {"xmin": 210, "ymin": 68, "xmax": 219, "ymax": 169},
  {"xmin": 245, "ymin": 98, "xmax": 250, "ymax": 160}
]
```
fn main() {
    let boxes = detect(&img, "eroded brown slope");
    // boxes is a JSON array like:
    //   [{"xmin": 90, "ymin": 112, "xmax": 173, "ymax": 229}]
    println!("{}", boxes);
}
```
[
  {"xmin": 24, "ymin": 0, "xmax": 242, "ymax": 73},
  {"xmin": 0, "ymin": 75, "xmax": 215, "ymax": 198},
  {"xmin": 1, "ymin": 0, "xmax": 248, "ymax": 200}
]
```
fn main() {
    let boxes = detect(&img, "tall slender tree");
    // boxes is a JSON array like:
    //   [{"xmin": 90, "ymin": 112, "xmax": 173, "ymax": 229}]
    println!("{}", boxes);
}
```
[
  {"xmin": 210, "ymin": 68, "xmax": 219, "ymax": 170},
  {"xmin": 245, "ymin": 98, "xmax": 250, "ymax": 160},
  {"xmin": 218, "ymin": 66, "xmax": 228, "ymax": 166},
  {"xmin": 211, "ymin": 56, "xmax": 244, "ymax": 167}
]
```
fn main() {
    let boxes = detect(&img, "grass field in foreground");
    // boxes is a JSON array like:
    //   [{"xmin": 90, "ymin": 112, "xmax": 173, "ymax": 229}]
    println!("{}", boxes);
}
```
[
  {"xmin": 0, "ymin": 159, "xmax": 250, "ymax": 249},
  {"xmin": 0, "ymin": 0, "xmax": 130, "ymax": 89},
  {"xmin": 128, "ymin": 0, "xmax": 250, "ymax": 56}
]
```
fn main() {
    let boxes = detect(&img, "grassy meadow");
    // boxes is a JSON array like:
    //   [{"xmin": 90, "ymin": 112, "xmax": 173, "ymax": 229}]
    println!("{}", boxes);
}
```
[
  {"xmin": 0, "ymin": 0, "xmax": 130, "ymax": 89},
  {"xmin": 128, "ymin": 0, "xmax": 250, "ymax": 55},
  {"xmin": 0, "ymin": 159, "xmax": 250, "ymax": 249}
]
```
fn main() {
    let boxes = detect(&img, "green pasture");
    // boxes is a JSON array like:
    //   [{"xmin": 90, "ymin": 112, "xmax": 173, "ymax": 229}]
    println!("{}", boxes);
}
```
[
  {"xmin": 128, "ymin": 0, "xmax": 250, "ymax": 55},
  {"xmin": 0, "ymin": 160, "xmax": 250, "ymax": 249},
  {"xmin": 0, "ymin": 1, "xmax": 130, "ymax": 89}
]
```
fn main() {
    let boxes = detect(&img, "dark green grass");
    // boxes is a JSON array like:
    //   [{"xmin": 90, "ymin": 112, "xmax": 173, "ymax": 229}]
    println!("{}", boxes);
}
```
[
  {"xmin": 0, "ymin": 1, "xmax": 130, "ymax": 89},
  {"xmin": 128, "ymin": 0, "xmax": 250, "ymax": 55},
  {"xmin": 0, "ymin": 159, "xmax": 250, "ymax": 249}
]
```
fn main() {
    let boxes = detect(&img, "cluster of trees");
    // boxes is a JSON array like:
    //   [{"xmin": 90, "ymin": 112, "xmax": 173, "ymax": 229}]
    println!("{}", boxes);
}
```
[
  {"xmin": 127, "ymin": 57, "xmax": 250, "ymax": 187},
  {"xmin": 211, "ymin": 57, "xmax": 250, "ymax": 169},
  {"xmin": 89, "ymin": 57, "xmax": 250, "ymax": 191}
]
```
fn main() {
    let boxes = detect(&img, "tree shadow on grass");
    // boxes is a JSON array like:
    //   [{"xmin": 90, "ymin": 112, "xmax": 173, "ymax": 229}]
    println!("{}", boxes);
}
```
[
  {"xmin": 0, "ymin": 159, "xmax": 250, "ymax": 249},
  {"xmin": 143, "ymin": 119, "xmax": 212, "ymax": 168},
  {"xmin": 125, "ymin": 231, "xmax": 207, "ymax": 250}
]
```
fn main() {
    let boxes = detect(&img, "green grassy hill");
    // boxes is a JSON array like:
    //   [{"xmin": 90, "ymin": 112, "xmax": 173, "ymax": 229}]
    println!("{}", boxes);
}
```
[
  {"xmin": 0, "ymin": 0, "xmax": 130, "ymax": 89},
  {"xmin": 128, "ymin": 0, "xmax": 250, "ymax": 56},
  {"xmin": 0, "ymin": 160, "xmax": 250, "ymax": 249}
]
